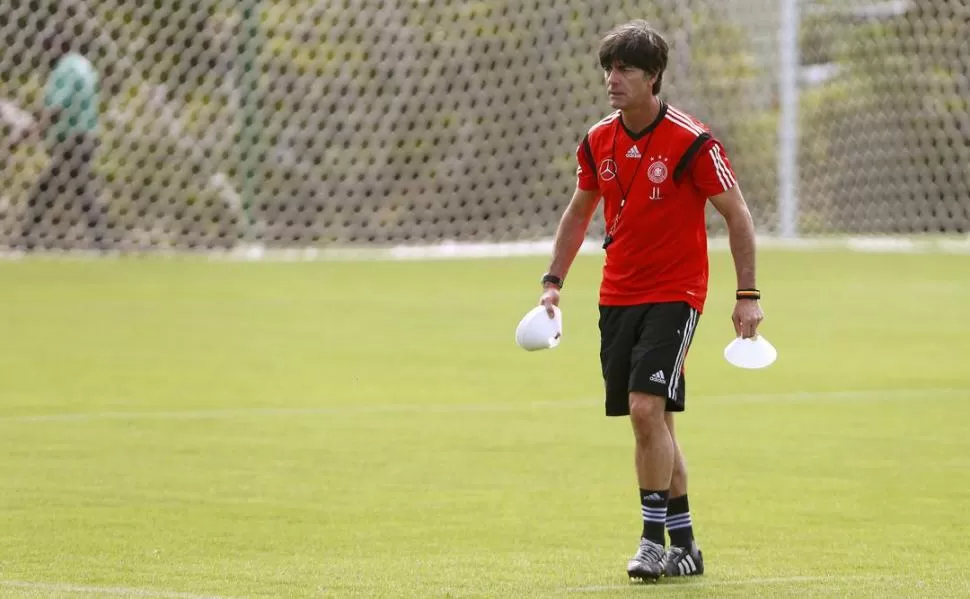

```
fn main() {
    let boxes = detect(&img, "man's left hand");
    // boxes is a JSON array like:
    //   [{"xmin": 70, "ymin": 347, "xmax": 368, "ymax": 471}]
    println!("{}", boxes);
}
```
[{"xmin": 732, "ymin": 299, "xmax": 764, "ymax": 339}]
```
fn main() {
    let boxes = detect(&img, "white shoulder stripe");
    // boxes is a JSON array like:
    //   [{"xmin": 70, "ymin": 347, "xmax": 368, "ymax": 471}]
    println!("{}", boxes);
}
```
[
  {"xmin": 714, "ymin": 146, "xmax": 737, "ymax": 188},
  {"xmin": 710, "ymin": 146, "xmax": 736, "ymax": 190},
  {"xmin": 588, "ymin": 111, "xmax": 620, "ymax": 135},
  {"xmin": 667, "ymin": 106, "xmax": 705, "ymax": 129},
  {"xmin": 667, "ymin": 107, "xmax": 709, "ymax": 136},
  {"xmin": 665, "ymin": 111, "xmax": 705, "ymax": 137},
  {"xmin": 600, "ymin": 109, "xmax": 621, "ymax": 123},
  {"xmin": 709, "ymin": 148, "xmax": 730, "ymax": 189}
]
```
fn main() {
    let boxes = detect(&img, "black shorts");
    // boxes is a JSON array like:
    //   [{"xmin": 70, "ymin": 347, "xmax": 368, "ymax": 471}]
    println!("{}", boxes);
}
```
[{"xmin": 598, "ymin": 301, "xmax": 700, "ymax": 417}]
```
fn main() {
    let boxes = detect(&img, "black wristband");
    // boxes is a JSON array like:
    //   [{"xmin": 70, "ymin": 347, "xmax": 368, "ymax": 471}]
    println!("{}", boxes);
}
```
[
  {"xmin": 736, "ymin": 288, "xmax": 761, "ymax": 300},
  {"xmin": 541, "ymin": 273, "xmax": 564, "ymax": 289}
]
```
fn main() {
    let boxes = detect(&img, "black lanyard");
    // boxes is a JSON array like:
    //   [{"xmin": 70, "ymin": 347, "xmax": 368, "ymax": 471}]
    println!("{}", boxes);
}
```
[{"xmin": 603, "ymin": 122, "xmax": 657, "ymax": 250}]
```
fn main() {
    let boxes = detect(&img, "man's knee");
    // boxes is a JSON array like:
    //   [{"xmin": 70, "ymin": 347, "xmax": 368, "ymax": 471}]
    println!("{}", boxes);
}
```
[{"xmin": 629, "ymin": 392, "xmax": 668, "ymax": 440}]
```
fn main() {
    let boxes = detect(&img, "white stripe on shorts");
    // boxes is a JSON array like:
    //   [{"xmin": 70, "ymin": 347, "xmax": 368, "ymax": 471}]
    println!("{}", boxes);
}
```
[{"xmin": 668, "ymin": 308, "xmax": 699, "ymax": 399}]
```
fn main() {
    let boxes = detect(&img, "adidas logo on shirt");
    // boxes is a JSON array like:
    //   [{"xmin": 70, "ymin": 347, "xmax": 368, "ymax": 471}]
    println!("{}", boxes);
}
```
[
  {"xmin": 626, "ymin": 145, "xmax": 641, "ymax": 159},
  {"xmin": 649, "ymin": 370, "xmax": 666, "ymax": 384}
]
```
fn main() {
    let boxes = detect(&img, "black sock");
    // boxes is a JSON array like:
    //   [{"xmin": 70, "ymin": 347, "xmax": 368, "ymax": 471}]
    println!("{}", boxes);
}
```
[
  {"xmin": 666, "ymin": 494, "xmax": 695, "ymax": 548},
  {"xmin": 640, "ymin": 488, "xmax": 669, "ymax": 545}
]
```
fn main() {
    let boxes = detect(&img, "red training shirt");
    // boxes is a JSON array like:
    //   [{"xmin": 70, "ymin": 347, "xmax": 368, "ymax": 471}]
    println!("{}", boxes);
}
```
[{"xmin": 575, "ymin": 101, "xmax": 738, "ymax": 313}]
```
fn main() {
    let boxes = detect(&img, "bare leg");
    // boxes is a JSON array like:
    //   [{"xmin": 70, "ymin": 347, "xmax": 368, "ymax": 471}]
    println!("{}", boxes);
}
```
[
  {"xmin": 664, "ymin": 411, "xmax": 701, "ymax": 571},
  {"xmin": 625, "ymin": 391, "xmax": 674, "ymax": 580},
  {"xmin": 630, "ymin": 392, "xmax": 674, "ymax": 491},
  {"xmin": 666, "ymin": 412, "xmax": 687, "ymax": 497}
]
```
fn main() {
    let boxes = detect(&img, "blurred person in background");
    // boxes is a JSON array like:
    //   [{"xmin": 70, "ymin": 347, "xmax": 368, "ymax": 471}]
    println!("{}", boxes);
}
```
[
  {"xmin": 11, "ymin": 16, "xmax": 104, "ymax": 251},
  {"xmin": 537, "ymin": 20, "xmax": 763, "ymax": 582}
]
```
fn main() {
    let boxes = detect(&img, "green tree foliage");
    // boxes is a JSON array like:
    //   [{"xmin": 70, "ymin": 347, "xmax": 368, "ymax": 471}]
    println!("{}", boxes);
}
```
[
  {"xmin": 2, "ymin": 0, "xmax": 776, "ymax": 246},
  {"xmin": 800, "ymin": 1, "xmax": 969, "ymax": 233}
]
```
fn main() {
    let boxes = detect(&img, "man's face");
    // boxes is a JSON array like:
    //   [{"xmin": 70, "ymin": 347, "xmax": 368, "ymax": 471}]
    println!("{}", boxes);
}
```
[{"xmin": 604, "ymin": 62, "xmax": 656, "ymax": 109}]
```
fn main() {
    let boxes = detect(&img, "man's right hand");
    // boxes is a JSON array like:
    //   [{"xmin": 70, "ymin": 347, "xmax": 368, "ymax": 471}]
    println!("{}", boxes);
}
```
[{"xmin": 539, "ymin": 287, "xmax": 561, "ymax": 318}]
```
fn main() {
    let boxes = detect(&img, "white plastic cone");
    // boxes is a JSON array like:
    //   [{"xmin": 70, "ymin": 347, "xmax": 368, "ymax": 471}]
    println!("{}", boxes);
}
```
[
  {"xmin": 723, "ymin": 335, "xmax": 777, "ymax": 369},
  {"xmin": 515, "ymin": 305, "xmax": 563, "ymax": 351}
]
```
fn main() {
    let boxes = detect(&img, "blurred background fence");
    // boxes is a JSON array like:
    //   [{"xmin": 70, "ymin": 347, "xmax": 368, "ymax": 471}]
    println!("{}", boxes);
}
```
[{"xmin": 0, "ymin": 0, "xmax": 967, "ymax": 251}]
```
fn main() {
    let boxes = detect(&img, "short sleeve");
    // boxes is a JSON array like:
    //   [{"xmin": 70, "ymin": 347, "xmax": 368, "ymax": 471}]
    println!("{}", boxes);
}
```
[
  {"xmin": 690, "ymin": 139, "xmax": 737, "ymax": 197},
  {"xmin": 576, "ymin": 134, "xmax": 599, "ymax": 191}
]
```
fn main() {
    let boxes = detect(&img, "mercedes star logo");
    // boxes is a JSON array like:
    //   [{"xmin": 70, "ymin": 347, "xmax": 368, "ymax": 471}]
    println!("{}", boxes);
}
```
[{"xmin": 599, "ymin": 159, "xmax": 617, "ymax": 181}]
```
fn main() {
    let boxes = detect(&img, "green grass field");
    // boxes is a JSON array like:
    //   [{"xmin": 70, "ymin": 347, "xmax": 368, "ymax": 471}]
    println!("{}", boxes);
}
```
[{"xmin": 1, "ymin": 249, "xmax": 968, "ymax": 598}]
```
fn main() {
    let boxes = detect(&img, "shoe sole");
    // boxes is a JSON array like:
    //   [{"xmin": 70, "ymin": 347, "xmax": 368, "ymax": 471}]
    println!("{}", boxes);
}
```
[{"xmin": 628, "ymin": 570, "xmax": 662, "ymax": 583}]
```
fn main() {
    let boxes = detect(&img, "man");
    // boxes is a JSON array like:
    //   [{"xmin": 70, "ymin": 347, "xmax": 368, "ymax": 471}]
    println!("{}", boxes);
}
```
[
  {"xmin": 537, "ymin": 20, "xmax": 764, "ymax": 582},
  {"xmin": 15, "ymin": 31, "xmax": 103, "ymax": 250}
]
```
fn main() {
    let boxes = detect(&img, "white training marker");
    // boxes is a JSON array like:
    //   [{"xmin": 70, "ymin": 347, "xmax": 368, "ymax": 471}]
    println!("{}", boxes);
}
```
[
  {"xmin": 723, "ymin": 335, "xmax": 778, "ymax": 369},
  {"xmin": 515, "ymin": 305, "xmax": 563, "ymax": 351}
]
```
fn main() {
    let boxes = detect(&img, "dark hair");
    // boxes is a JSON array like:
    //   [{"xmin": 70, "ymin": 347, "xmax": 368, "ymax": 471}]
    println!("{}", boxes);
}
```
[{"xmin": 598, "ymin": 20, "xmax": 669, "ymax": 95}]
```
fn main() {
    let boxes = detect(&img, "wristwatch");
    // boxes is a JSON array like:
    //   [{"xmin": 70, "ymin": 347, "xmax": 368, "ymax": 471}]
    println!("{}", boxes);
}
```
[{"xmin": 541, "ymin": 273, "xmax": 564, "ymax": 289}]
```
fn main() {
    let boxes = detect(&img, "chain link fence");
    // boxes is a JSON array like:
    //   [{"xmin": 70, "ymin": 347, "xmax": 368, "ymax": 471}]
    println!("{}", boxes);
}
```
[{"xmin": 1, "ymin": 0, "xmax": 967, "ymax": 251}]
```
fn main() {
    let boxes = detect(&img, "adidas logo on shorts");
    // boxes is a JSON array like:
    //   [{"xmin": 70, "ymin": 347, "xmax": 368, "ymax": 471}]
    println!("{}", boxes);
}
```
[{"xmin": 649, "ymin": 370, "xmax": 666, "ymax": 384}]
